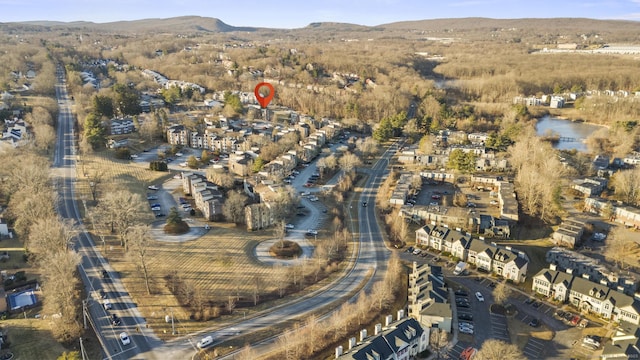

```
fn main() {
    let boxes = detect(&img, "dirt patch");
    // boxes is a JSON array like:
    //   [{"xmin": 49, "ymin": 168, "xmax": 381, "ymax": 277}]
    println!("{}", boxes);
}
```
[{"xmin": 507, "ymin": 312, "xmax": 554, "ymax": 350}]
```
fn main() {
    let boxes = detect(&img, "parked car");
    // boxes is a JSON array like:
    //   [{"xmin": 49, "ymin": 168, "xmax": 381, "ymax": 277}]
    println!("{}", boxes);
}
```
[
  {"xmin": 151, "ymin": 206, "xmax": 161, "ymax": 211},
  {"xmin": 458, "ymin": 313, "xmax": 473, "ymax": 321},
  {"xmin": 103, "ymin": 300, "xmax": 112, "ymax": 310},
  {"xmin": 99, "ymin": 289, "xmax": 107, "ymax": 299},
  {"xmin": 554, "ymin": 310, "xmax": 566, "ymax": 318},
  {"xmin": 147, "ymin": 195, "xmax": 158, "ymax": 200},
  {"xmin": 197, "ymin": 335, "xmax": 214, "ymax": 349},
  {"xmin": 532, "ymin": 301, "xmax": 542, "ymax": 308},
  {"xmin": 529, "ymin": 318, "xmax": 540, "ymax": 327},
  {"xmin": 525, "ymin": 298, "xmax": 535, "ymax": 305},
  {"xmin": 147, "ymin": 185, "xmax": 159, "ymax": 190},
  {"xmin": 119, "ymin": 332, "xmax": 130, "ymax": 345},
  {"xmin": 459, "ymin": 322, "xmax": 474, "ymax": 330},
  {"xmin": 285, "ymin": 224, "xmax": 295, "ymax": 229},
  {"xmin": 412, "ymin": 249, "xmax": 422, "ymax": 255},
  {"xmin": 307, "ymin": 229, "xmax": 318, "ymax": 235},
  {"xmin": 475, "ymin": 292, "xmax": 485, "ymax": 302},
  {"xmin": 459, "ymin": 327, "xmax": 474, "ymax": 335},
  {"xmin": 111, "ymin": 314, "xmax": 121, "ymax": 326},
  {"xmin": 406, "ymin": 246, "xmax": 414, "ymax": 253},
  {"xmin": 570, "ymin": 315, "xmax": 581, "ymax": 326},
  {"xmin": 583, "ymin": 336, "xmax": 600, "ymax": 348}
]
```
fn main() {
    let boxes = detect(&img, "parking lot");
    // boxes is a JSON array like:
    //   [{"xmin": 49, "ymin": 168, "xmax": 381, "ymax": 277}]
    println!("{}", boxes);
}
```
[{"xmin": 401, "ymin": 247, "xmax": 608, "ymax": 359}]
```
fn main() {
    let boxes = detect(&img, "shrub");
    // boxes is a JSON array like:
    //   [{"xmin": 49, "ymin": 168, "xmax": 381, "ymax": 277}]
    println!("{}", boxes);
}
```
[
  {"xmin": 114, "ymin": 147, "xmax": 131, "ymax": 159},
  {"xmin": 149, "ymin": 160, "xmax": 168, "ymax": 171}
]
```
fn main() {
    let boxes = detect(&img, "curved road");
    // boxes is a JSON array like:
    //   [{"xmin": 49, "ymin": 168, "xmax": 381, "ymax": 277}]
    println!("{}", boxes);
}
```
[{"xmin": 53, "ymin": 64, "xmax": 403, "ymax": 359}]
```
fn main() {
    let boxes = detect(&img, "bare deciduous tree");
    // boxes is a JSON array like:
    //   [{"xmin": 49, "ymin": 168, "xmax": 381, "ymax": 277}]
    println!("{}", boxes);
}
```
[
  {"xmin": 338, "ymin": 151, "xmax": 362, "ymax": 173},
  {"xmin": 475, "ymin": 339, "xmax": 524, "ymax": 360},
  {"xmin": 126, "ymin": 225, "xmax": 154, "ymax": 295},
  {"xmin": 611, "ymin": 168, "xmax": 640, "ymax": 206},
  {"xmin": 222, "ymin": 190, "xmax": 248, "ymax": 224},
  {"xmin": 492, "ymin": 281, "xmax": 511, "ymax": 305},
  {"xmin": 603, "ymin": 226, "xmax": 640, "ymax": 270},
  {"xmin": 96, "ymin": 189, "xmax": 146, "ymax": 251}
]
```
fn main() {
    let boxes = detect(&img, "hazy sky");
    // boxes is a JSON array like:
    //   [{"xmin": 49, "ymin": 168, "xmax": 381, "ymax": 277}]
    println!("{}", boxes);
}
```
[{"xmin": 2, "ymin": 0, "xmax": 640, "ymax": 28}]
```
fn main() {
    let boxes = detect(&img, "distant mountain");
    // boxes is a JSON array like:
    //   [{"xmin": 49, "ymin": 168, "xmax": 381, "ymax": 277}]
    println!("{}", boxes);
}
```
[
  {"xmin": 3, "ymin": 16, "xmax": 640, "ymax": 40},
  {"xmin": 2, "ymin": 16, "xmax": 259, "ymax": 33},
  {"xmin": 377, "ymin": 17, "xmax": 640, "ymax": 33}
]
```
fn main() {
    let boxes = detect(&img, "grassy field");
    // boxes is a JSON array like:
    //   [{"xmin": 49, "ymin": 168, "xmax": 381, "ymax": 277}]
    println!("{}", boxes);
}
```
[{"xmin": 77, "ymin": 149, "xmax": 355, "ymax": 340}]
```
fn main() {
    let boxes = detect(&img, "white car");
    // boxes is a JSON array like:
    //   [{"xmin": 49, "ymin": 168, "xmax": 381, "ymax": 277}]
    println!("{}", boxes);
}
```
[
  {"xmin": 412, "ymin": 249, "xmax": 422, "ymax": 255},
  {"xmin": 103, "ymin": 300, "xmax": 112, "ymax": 310},
  {"xmin": 285, "ymin": 224, "xmax": 295, "ymax": 229},
  {"xmin": 175, "ymin": 152, "xmax": 183, "ymax": 157},
  {"xmin": 197, "ymin": 335, "xmax": 214, "ymax": 349},
  {"xmin": 151, "ymin": 206, "xmax": 161, "ymax": 211},
  {"xmin": 459, "ymin": 327, "xmax": 474, "ymax": 335},
  {"xmin": 475, "ymin": 292, "xmax": 485, "ymax": 302},
  {"xmin": 459, "ymin": 322, "xmax": 474, "ymax": 330},
  {"xmin": 130, "ymin": 154, "xmax": 138, "ymax": 159},
  {"xmin": 148, "ymin": 185, "xmax": 159, "ymax": 191},
  {"xmin": 307, "ymin": 229, "xmax": 318, "ymax": 235},
  {"xmin": 119, "ymin": 332, "xmax": 130, "ymax": 345}
]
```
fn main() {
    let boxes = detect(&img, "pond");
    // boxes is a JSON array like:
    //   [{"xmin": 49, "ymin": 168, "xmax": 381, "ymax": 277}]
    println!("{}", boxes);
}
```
[{"xmin": 535, "ymin": 115, "xmax": 604, "ymax": 152}]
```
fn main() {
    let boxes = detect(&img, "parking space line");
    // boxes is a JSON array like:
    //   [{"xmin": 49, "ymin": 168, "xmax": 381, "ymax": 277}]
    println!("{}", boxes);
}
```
[{"xmin": 544, "ymin": 307, "xmax": 552, "ymax": 314}]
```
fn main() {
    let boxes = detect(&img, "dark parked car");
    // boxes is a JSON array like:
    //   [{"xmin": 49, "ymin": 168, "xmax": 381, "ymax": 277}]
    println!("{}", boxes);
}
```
[
  {"xmin": 455, "ymin": 290, "xmax": 469, "ymax": 297},
  {"xmin": 457, "ymin": 302, "xmax": 470, "ymax": 308},
  {"xmin": 111, "ymin": 314, "xmax": 121, "ymax": 326},
  {"xmin": 99, "ymin": 290, "xmax": 107, "ymax": 299},
  {"xmin": 102, "ymin": 270, "xmax": 109, "ymax": 279},
  {"xmin": 529, "ymin": 318, "xmax": 540, "ymax": 327},
  {"xmin": 532, "ymin": 301, "xmax": 542, "ymax": 308},
  {"xmin": 458, "ymin": 313, "xmax": 473, "ymax": 321},
  {"xmin": 555, "ymin": 310, "xmax": 566, "ymax": 318}
]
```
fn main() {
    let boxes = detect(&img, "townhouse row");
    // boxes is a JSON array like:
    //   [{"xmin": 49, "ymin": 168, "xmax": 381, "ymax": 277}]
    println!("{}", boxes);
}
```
[
  {"xmin": 532, "ymin": 266, "xmax": 640, "ymax": 325},
  {"xmin": 335, "ymin": 311, "xmax": 428, "ymax": 360},
  {"xmin": 415, "ymin": 224, "xmax": 528, "ymax": 283}
]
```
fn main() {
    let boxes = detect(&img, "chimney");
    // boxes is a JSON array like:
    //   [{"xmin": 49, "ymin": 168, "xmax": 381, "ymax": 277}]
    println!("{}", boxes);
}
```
[
  {"xmin": 385, "ymin": 315, "xmax": 393, "ymax": 327},
  {"xmin": 335, "ymin": 346, "xmax": 343, "ymax": 358},
  {"xmin": 550, "ymin": 263, "xmax": 557, "ymax": 271},
  {"xmin": 348, "ymin": 337, "xmax": 356, "ymax": 350},
  {"xmin": 374, "ymin": 323, "xmax": 382, "ymax": 336},
  {"xmin": 360, "ymin": 329, "xmax": 367, "ymax": 342},
  {"xmin": 397, "ymin": 309, "xmax": 405, "ymax": 321}
]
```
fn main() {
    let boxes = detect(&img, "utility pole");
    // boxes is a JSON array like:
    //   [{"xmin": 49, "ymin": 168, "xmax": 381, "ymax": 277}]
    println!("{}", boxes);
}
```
[
  {"xmin": 171, "ymin": 308, "xmax": 176, "ymax": 335},
  {"xmin": 82, "ymin": 299, "xmax": 88, "ymax": 329}
]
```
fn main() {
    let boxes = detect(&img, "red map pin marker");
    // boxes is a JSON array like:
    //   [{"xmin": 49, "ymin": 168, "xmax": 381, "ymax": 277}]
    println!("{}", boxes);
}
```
[{"xmin": 254, "ymin": 82, "xmax": 275, "ymax": 109}]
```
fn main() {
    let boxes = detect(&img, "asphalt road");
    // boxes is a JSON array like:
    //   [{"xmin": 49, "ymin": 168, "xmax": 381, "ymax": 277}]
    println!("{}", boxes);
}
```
[{"xmin": 53, "ymin": 66, "xmax": 161, "ymax": 360}]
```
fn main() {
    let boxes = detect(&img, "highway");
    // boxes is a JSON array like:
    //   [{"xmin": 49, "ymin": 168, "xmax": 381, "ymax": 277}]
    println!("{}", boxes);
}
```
[{"xmin": 52, "ymin": 66, "xmax": 160, "ymax": 360}]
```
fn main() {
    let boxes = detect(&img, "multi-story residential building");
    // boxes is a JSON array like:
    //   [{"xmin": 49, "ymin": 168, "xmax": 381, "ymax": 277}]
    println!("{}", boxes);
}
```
[
  {"xmin": 571, "ymin": 177, "xmax": 608, "ymax": 197},
  {"xmin": 167, "ymin": 124, "xmax": 189, "ymax": 146},
  {"xmin": 182, "ymin": 172, "xmax": 225, "ymax": 221},
  {"xmin": 407, "ymin": 262, "xmax": 452, "ymax": 332},
  {"xmin": 552, "ymin": 219, "xmax": 586, "ymax": 248},
  {"xmin": 110, "ymin": 118, "xmax": 135, "ymax": 135},
  {"xmin": 532, "ymin": 267, "xmax": 640, "ymax": 325},
  {"xmin": 229, "ymin": 151, "xmax": 254, "ymax": 177},
  {"xmin": 415, "ymin": 225, "xmax": 528, "ymax": 283},
  {"xmin": 336, "ymin": 314, "xmax": 428, "ymax": 360},
  {"xmin": 601, "ymin": 322, "xmax": 640, "ymax": 359},
  {"xmin": 584, "ymin": 197, "xmax": 640, "ymax": 230},
  {"xmin": 546, "ymin": 247, "xmax": 637, "ymax": 295}
]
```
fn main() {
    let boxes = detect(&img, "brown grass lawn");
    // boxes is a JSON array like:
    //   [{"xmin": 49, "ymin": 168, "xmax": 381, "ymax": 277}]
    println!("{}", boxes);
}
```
[{"xmin": 76, "ymin": 149, "xmax": 358, "ymax": 342}]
